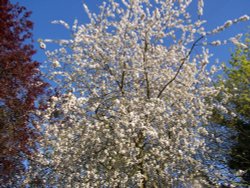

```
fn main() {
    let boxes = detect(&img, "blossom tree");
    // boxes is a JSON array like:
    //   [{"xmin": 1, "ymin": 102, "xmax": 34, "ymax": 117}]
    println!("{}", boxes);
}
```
[{"xmin": 26, "ymin": 0, "xmax": 249, "ymax": 187}]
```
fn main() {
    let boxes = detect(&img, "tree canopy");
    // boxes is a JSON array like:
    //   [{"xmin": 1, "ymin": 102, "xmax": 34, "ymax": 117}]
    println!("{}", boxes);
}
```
[
  {"xmin": 0, "ymin": 0, "xmax": 47, "ymax": 184},
  {"xmin": 212, "ymin": 35, "xmax": 250, "ymax": 186},
  {"xmin": 19, "ymin": 0, "xmax": 250, "ymax": 187}
]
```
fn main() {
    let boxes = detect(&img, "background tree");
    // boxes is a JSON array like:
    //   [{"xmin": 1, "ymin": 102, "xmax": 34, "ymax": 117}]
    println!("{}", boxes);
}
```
[
  {"xmin": 212, "ymin": 35, "xmax": 250, "ymax": 186},
  {"xmin": 23, "ymin": 0, "xmax": 249, "ymax": 187},
  {"xmin": 0, "ymin": 0, "xmax": 47, "ymax": 185}
]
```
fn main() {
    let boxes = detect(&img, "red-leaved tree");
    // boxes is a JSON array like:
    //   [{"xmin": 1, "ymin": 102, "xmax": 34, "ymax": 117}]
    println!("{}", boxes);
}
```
[{"xmin": 0, "ymin": 0, "xmax": 47, "ymax": 184}]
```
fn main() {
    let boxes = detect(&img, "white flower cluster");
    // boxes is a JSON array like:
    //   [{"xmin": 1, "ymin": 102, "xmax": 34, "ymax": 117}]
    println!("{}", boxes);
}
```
[
  {"xmin": 25, "ymin": 0, "xmax": 249, "ymax": 187},
  {"xmin": 230, "ymin": 37, "xmax": 248, "ymax": 49},
  {"xmin": 198, "ymin": 0, "xmax": 204, "ymax": 16},
  {"xmin": 51, "ymin": 20, "xmax": 70, "ymax": 29},
  {"xmin": 208, "ymin": 15, "xmax": 249, "ymax": 35}
]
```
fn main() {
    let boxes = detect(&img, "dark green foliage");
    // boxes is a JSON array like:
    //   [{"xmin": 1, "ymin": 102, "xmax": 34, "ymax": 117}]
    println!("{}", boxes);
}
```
[{"xmin": 213, "ymin": 35, "xmax": 250, "ymax": 185}]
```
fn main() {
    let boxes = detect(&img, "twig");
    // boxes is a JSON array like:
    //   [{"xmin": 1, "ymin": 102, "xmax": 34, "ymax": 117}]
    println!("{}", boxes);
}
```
[{"xmin": 157, "ymin": 36, "xmax": 204, "ymax": 98}]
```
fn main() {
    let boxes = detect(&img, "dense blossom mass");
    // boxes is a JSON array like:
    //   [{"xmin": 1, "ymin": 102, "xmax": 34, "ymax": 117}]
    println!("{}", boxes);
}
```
[{"xmin": 23, "ymin": 0, "xmax": 249, "ymax": 187}]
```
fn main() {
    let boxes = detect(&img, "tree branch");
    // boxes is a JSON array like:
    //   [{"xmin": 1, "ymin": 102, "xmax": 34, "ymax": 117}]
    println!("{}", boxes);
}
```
[
  {"xmin": 157, "ymin": 36, "xmax": 204, "ymax": 98},
  {"xmin": 143, "ymin": 33, "xmax": 150, "ymax": 99}
]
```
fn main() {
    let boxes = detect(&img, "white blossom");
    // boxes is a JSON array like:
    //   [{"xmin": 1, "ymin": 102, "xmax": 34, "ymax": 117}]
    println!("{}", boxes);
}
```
[
  {"xmin": 39, "ymin": 42, "xmax": 46, "ymax": 49},
  {"xmin": 51, "ymin": 20, "xmax": 70, "ymax": 29},
  {"xmin": 230, "ymin": 37, "xmax": 248, "ymax": 49},
  {"xmin": 52, "ymin": 60, "xmax": 60, "ymax": 68},
  {"xmin": 238, "ymin": 14, "xmax": 250, "ymax": 21},
  {"xmin": 198, "ymin": 0, "xmax": 204, "ymax": 16},
  {"xmin": 24, "ymin": 0, "xmax": 247, "ymax": 187},
  {"xmin": 211, "ymin": 40, "xmax": 221, "ymax": 46},
  {"xmin": 224, "ymin": 20, "xmax": 233, "ymax": 28}
]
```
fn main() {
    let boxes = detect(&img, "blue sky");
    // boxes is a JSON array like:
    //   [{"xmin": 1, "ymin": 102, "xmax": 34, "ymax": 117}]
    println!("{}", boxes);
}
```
[{"xmin": 11, "ymin": 0, "xmax": 250, "ymax": 65}]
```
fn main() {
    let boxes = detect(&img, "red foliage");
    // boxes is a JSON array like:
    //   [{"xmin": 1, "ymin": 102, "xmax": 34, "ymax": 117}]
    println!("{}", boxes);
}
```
[{"xmin": 0, "ymin": 0, "xmax": 47, "ymax": 183}]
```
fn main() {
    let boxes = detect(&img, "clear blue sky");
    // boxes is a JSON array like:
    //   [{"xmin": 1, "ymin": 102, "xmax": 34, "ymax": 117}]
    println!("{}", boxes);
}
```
[{"xmin": 11, "ymin": 0, "xmax": 250, "ymax": 65}]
